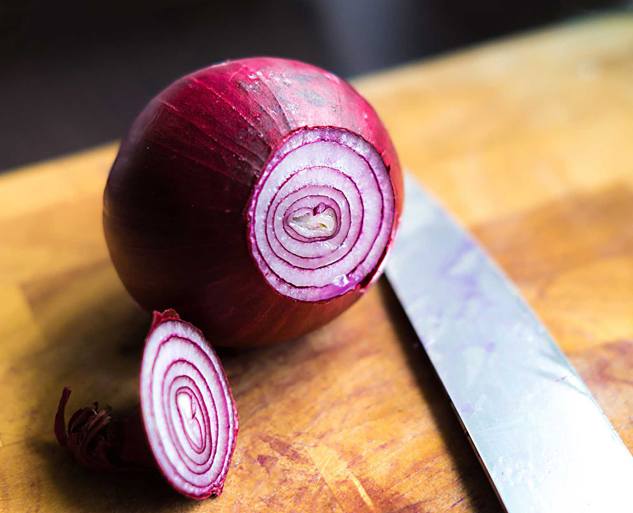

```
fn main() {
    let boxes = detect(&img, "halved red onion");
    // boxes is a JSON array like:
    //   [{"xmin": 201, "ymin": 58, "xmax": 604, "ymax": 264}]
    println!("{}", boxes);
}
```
[
  {"xmin": 104, "ymin": 57, "xmax": 403, "ymax": 346},
  {"xmin": 54, "ymin": 310, "xmax": 238, "ymax": 499}
]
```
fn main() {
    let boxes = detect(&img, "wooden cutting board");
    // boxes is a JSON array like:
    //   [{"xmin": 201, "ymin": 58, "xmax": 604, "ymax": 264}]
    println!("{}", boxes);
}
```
[{"xmin": 2, "ymin": 14, "xmax": 633, "ymax": 512}]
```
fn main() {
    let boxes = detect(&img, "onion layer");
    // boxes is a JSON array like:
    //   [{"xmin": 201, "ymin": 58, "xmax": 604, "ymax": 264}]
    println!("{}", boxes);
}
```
[{"xmin": 104, "ymin": 57, "xmax": 403, "ymax": 346}]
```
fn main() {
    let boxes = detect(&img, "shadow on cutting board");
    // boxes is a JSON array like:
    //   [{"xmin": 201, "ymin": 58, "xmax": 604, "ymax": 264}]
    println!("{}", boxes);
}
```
[
  {"xmin": 377, "ymin": 281, "xmax": 504, "ymax": 512},
  {"xmin": 30, "ymin": 439, "xmax": 195, "ymax": 512},
  {"xmin": 21, "ymin": 261, "xmax": 196, "ymax": 512}
]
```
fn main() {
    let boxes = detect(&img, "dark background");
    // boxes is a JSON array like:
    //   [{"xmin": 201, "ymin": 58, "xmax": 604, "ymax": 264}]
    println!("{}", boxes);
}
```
[{"xmin": 0, "ymin": 0, "xmax": 624, "ymax": 171}]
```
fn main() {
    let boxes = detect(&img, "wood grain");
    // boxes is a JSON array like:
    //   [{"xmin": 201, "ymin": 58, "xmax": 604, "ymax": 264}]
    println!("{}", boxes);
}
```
[{"xmin": 2, "ymin": 14, "xmax": 633, "ymax": 512}]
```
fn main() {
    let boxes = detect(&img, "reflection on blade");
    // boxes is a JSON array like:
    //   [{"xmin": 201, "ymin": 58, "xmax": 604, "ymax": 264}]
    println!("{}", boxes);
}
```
[{"xmin": 385, "ymin": 175, "xmax": 633, "ymax": 513}]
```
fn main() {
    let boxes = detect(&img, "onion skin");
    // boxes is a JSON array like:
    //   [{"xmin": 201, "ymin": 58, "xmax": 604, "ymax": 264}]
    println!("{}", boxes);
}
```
[
  {"xmin": 104, "ymin": 57, "xmax": 403, "ymax": 347},
  {"xmin": 55, "ymin": 310, "xmax": 239, "ymax": 499},
  {"xmin": 55, "ymin": 387, "xmax": 156, "ymax": 472}
]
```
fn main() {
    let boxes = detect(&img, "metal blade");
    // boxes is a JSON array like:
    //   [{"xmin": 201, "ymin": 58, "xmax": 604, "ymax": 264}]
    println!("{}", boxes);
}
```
[{"xmin": 385, "ymin": 175, "xmax": 633, "ymax": 513}]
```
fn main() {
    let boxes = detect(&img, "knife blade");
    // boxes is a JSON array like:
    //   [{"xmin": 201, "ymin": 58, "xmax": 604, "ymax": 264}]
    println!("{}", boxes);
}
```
[{"xmin": 385, "ymin": 174, "xmax": 633, "ymax": 513}]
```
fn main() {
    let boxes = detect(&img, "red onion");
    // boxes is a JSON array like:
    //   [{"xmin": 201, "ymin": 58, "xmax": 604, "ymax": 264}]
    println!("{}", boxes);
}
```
[
  {"xmin": 104, "ymin": 57, "xmax": 403, "ymax": 346},
  {"xmin": 55, "ymin": 310, "xmax": 239, "ymax": 499}
]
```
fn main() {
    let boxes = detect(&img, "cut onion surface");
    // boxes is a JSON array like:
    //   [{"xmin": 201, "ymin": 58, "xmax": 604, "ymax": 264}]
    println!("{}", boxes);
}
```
[
  {"xmin": 54, "ymin": 310, "xmax": 238, "ymax": 499},
  {"xmin": 248, "ymin": 127, "xmax": 395, "ymax": 301}
]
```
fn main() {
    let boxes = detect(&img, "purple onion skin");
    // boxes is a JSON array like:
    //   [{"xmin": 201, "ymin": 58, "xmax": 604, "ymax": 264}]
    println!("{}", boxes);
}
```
[
  {"xmin": 104, "ymin": 57, "xmax": 403, "ymax": 347},
  {"xmin": 55, "ymin": 387, "xmax": 156, "ymax": 472}
]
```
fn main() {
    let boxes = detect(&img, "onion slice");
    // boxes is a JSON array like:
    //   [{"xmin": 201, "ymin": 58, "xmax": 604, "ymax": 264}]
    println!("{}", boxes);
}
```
[
  {"xmin": 140, "ymin": 309, "xmax": 238, "ymax": 498},
  {"xmin": 54, "ymin": 310, "xmax": 238, "ymax": 499}
]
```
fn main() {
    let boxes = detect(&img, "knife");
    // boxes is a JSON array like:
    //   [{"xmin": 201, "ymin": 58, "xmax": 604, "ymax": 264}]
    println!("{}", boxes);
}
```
[{"xmin": 385, "ymin": 175, "xmax": 633, "ymax": 513}]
